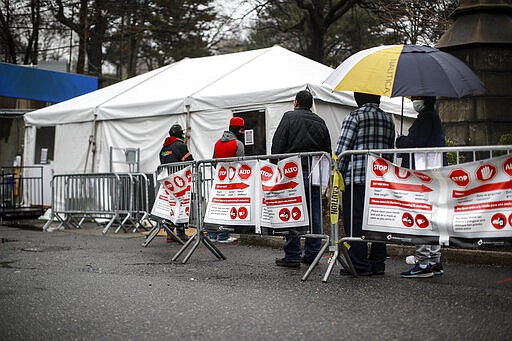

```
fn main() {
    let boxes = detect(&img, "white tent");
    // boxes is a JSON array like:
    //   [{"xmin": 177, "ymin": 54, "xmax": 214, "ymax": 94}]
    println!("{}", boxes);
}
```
[{"xmin": 24, "ymin": 45, "xmax": 414, "ymax": 178}]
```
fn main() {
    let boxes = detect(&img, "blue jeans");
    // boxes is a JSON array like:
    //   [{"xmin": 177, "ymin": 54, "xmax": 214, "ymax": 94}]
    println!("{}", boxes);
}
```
[
  {"xmin": 208, "ymin": 231, "xmax": 230, "ymax": 241},
  {"xmin": 283, "ymin": 174, "xmax": 321, "ymax": 262},
  {"xmin": 342, "ymin": 184, "xmax": 387, "ymax": 273}
]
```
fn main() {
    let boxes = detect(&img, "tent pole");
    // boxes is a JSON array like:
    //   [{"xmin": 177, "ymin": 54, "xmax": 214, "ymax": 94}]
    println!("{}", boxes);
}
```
[
  {"xmin": 84, "ymin": 113, "xmax": 97, "ymax": 172},
  {"xmin": 185, "ymin": 104, "xmax": 191, "ymax": 148}
]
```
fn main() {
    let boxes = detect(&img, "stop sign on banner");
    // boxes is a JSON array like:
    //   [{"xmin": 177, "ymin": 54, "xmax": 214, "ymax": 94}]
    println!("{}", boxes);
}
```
[
  {"xmin": 449, "ymin": 169, "xmax": 470, "ymax": 187},
  {"xmin": 504, "ymin": 157, "xmax": 512, "ymax": 176},
  {"xmin": 476, "ymin": 164, "xmax": 497, "ymax": 182},
  {"xmin": 238, "ymin": 164, "xmax": 252, "ymax": 180},
  {"xmin": 372, "ymin": 158, "xmax": 389, "ymax": 177},
  {"xmin": 283, "ymin": 162, "xmax": 299, "ymax": 179},
  {"xmin": 260, "ymin": 165, "xmax": 274, "ymax": 182},
  {"xmin": 174, "ymin": 176, "xmax": 185, "ymax": 188},
  {"xmin": 218, "ymin": 166, "xmax": 227, "ymax": 181}
]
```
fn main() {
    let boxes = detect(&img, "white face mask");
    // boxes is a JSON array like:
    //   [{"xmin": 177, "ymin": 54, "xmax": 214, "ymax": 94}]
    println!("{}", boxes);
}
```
[{"xmin": 413, "ymin": 100, "xmax": 425, "ymax": 113}]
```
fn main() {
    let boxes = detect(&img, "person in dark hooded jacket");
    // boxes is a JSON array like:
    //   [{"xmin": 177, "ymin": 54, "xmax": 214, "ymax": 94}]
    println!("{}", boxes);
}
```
[
  {"xmin": 159, "ymin": 124, "xmax": 193, "ymax": 242},
  {"xmin": 160, "ymin": 124, "xmax": 193, "ymax": 164},
  {"xmin": 397, "ymin": 96, "xmax": 446, "ymax": 278}
]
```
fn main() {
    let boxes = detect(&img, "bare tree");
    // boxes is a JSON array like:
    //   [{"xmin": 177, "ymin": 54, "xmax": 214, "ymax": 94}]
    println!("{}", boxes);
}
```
[
  {"xmin": 54, "ymin": 0, "xmax": 113, "ymax": 76},
  {"xmin": 363, "ymin": 0, "xmax": 458, "ymax": 45}
]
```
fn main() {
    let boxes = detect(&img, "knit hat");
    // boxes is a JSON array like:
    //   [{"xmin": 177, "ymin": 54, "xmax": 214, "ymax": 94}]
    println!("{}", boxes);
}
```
[
  {"xmin": 169, "ymin": 124, "xmax": 183, "ymax": 136},
  {"xmin": 229, "ymin": 117, "xmax": 245, "ymax": 128}
]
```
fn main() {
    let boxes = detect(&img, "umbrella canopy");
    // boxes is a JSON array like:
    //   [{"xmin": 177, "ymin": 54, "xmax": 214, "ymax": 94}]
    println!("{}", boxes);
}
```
[{"xmin": 324, "ymin": 44, "xmax": 485, "ymax": 98}]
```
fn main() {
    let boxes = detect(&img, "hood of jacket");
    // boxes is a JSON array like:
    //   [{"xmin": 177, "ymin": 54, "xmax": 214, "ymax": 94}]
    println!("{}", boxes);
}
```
[
  {"xmin": 220, "ymin": 130, "xmax": 237, "ymax": 142},
  {"xmin": 163, "ymin": 136, "xmax": 180, "ymax": 147}
]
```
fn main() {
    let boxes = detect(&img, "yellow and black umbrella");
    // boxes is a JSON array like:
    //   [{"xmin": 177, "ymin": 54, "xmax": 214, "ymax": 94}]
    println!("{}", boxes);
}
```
[{"xmin": 324, "ymin": 44, "xmax": 485, "ymax": 98}]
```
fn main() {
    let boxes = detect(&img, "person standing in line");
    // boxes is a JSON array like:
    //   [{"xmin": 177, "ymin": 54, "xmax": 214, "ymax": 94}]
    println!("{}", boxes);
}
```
[
  {"xmin": 271, "ymin": 90, "xmax": 332, "ymax": 267},
  {"xmin": 159, "ymin": 123, "xmax": 193, "ymax": 242},
  {"xmin": 336, "ymin": 92, "xmax": 395, "ymax": 276},
  {"xmin": 210, "ymin": 116, "xmax": 246, "ymax": 243},
  {"xmin": 397, "ymin": 96, "xmax": 446, "ymax": 278}
]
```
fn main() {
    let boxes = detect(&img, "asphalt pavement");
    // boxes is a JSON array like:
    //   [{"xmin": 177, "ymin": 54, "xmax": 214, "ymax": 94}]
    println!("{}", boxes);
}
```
[{"xmin": 1, "ymin": 221, "xmax": 511, "ymax": 340}]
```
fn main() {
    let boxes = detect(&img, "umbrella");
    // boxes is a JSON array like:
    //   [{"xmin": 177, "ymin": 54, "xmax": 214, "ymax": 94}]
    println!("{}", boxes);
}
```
[{"xmin": 323, "ymin": 44, "xmax": 485, "ymax": 98}]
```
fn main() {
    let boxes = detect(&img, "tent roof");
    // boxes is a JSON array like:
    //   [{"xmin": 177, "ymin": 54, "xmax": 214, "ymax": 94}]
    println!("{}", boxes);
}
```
[{"xmin": 25, "ymin": 45, "xmax": 412, "ymax": 126}]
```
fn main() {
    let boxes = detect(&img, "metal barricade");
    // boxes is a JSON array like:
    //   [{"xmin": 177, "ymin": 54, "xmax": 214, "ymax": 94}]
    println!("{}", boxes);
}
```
[
  {"xmin": 0, "ymin": 166, "xmax": 44, "ymax": 222},
  {"xmin": 142, "ymin": 160, "xmax": 196, "ymax": 247},
  {"xmin": 329, "ymin": 145, "xmax": 512, "ymax": 281},
  {"xmin": 169, "ymin": 152, "xmax": 335, "ymax": 282},
  {"xmin": 43, "ymin": 173, "xmax": 121, "ymax": 231},
  {"xmin": 44, "ymin": 172, "xmax": 155, "ymax": 234}
]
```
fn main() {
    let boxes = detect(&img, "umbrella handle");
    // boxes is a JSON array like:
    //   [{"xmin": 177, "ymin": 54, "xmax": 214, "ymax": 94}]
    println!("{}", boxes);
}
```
[{"xmin": 400, "ymin": 96, "xmax": 404, "ymax": 135}]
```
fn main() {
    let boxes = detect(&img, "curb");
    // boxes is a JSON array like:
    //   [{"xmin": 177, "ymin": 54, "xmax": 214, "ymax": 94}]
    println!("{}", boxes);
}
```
[{"xmin": 239, "ymin": 235, "xmax": 512, "ymax": 267}]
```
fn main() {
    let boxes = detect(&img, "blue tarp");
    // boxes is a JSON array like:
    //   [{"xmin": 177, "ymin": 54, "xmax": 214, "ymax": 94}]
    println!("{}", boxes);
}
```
[{"xmin": 0, "ymin": 62, "xmax": 98, "ymax": 103}]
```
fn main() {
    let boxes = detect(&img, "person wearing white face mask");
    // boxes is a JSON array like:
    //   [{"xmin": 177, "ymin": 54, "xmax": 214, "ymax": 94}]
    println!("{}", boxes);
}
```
[{"xmin": 396, "ymin": 96, "xmax": 447, "ymax": 278}]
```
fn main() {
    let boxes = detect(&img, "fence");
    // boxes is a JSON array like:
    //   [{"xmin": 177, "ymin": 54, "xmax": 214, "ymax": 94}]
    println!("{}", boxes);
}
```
[
  {"xmin": 142, "ymin": 160, "xmax": 198, "ymax": 247},
  {"xmin": 0, "ymin": 166, "xmax": 44, "ymax": 222},
  {"xmin": 161, "ymin": 152, "xmax": 335, "ymax": 281},
  {"xmin": 41, "ymin": 145, "xmax": 511, "ymax": 282},
  {"xmin": 43, "ymin": 172, "xmax": 154, "ymax": 233},
  {"xmin": 329, "ymin": 145, "xmax": 512, "ymax": 281}
]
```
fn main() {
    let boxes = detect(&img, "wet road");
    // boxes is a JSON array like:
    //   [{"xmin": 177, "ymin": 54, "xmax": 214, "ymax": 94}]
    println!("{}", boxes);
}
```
[{"xmin": 1, "ymin": 223, "xmax": 511, "ymax": 340}]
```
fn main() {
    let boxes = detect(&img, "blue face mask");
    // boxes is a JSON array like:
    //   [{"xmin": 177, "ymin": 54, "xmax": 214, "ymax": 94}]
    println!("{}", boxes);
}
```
[{"xmin": 413, "ymin": 100, "xmax": 425, "ymax": 113}]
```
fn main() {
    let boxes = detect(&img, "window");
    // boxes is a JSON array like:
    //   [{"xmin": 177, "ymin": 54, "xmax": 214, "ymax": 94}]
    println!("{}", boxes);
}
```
[
  {"xmin": 233, "ymin": 109, "xmax": 266, "ymax": 156},
  {"xmin": 34, "ymin": 126, "xmax": 55, "ymax": 164}
]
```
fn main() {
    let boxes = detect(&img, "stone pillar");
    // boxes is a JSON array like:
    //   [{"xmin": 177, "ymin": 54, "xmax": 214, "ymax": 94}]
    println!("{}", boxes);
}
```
[{"xmin": 436, "ymin": 0, "xmax": 512, "ymax": 146}]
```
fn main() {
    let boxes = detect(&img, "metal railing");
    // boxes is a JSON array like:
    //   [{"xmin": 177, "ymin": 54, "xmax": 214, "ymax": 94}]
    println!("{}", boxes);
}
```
[
  {"xmin": 0, "ymin": 166, "xmax": 44, "ymax": 221},
  {"xmin": 165, "ymin": 152, "xmax": 335, "ymax": 282},
  {"xmin": 43, "ymin": 172, "xmax": 154, "ymax": 234},
  {"xmin": 329, "ymin": 145, "xmax": 512, "ymax": 281}
]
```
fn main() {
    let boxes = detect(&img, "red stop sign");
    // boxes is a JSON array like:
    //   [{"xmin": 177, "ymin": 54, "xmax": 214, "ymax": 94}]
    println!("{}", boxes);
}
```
[
  {"xmin": 504, "ymin": 157, "xmax": 512, "ymax": 177},
  {"xmin": 372, "ymin": 158, "xmax": 389, "ymax": 177},
  {"xmin": 218, "ymin": 166, "xmax": 227, "ymax": 181},
  {"xmin": 476, "ymin": 164, "xmax": 497, "ymax": 182},
  {"xmin": 238, "ymin": 164, "xmax": 252, "ymax": 180},
  {"xmin": 260, "ymin": 165, "xmax": 274, "ymax": 182},
  {"xmin": 449, "ymin": 169, "xmax": 470, "ymax": 187},
  {"xmin": 283, "ymin": 161, "xmax": 299, "ymax": 179}
]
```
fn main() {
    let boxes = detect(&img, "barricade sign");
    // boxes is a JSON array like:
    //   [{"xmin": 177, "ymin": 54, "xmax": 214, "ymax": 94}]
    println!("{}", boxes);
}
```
[
  {"xmin": 203, "ymin": 156, "xmax": 314, "ymax": 234},
  {"xmin": 363, "ymin": 153, "xmax": 512, "ymax": 247},
  {"xmin": 259, "ymin": 156, "xmax": 309, "ymax": 232},
  {"xmin": 151, "ymin": 165, "xmax": 192, "ymax": 225},
  {"xmin": 203, "ymin": 160, "xmax": 258, "ymax": 234}
]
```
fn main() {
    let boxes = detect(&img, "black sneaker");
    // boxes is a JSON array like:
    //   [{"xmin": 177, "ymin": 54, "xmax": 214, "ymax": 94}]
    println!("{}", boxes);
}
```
[
  {"xmin": 275, "ymin": 257, "xmax": 300, "ymax": 268},
  {"xmin": 401, "ymin": 263, "xmax": 434, "ymax": 278}
]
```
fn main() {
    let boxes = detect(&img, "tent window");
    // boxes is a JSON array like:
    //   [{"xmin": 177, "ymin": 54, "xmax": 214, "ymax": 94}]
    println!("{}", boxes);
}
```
[
  {"xmin": 34, "ymin": 126, "xmax": 55, "ymax": 164},
  {"xmin": 233, "ymin": 109, "xmax": 266, "ymax": 156}
]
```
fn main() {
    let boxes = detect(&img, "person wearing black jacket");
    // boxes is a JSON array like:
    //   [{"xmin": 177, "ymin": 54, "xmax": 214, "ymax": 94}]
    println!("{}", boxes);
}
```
[
  {"xmin": 159, "ymin": 123, "xmax": 193, "ymax": 242},
  {"xmin": 160, "ymin": 124, "xmax": 193, "ymax": 164},
  {"xmin": 271, "ymin": 90, "xmax": 332, "ymax": 267},
  {"xmin": 397, "ymin": 96, "xmax": 446, "ymax": 278}
]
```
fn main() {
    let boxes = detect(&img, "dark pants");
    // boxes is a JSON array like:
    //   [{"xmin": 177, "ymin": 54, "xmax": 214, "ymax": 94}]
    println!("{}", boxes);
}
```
[
  {"xmin": 342, "ymin": 184, "xmax": 386, "ymax": 273},
  {"xmin": 283, "ymin": 175, "xmax": 321, "ymax": 262}
]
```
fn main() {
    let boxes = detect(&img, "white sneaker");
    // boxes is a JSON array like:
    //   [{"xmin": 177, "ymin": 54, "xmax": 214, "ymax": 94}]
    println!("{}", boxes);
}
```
[
  {"xmin": 405, "ymin": 255, "xmax": 417, "ymax": 265},
  {"xmin": 217, "ymin": 236, "xmax": 238, "ymax": 244}
]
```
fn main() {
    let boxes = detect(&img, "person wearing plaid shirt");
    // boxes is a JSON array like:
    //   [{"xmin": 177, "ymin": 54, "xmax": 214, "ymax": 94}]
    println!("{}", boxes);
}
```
[{"xmin": 336, "ymin": 92, "xmax": 395, "ymax": 276}]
